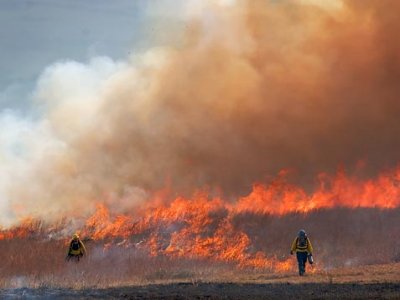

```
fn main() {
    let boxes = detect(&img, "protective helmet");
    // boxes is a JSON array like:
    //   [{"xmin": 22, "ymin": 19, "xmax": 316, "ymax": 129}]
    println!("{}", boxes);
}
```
[
  {"xmin": 298, "ymin": 229, "xmax": 307, "ymax": 237},
  {"xmin": 72, "ymin": 233, "xmax": 79, "ymax": 240}
]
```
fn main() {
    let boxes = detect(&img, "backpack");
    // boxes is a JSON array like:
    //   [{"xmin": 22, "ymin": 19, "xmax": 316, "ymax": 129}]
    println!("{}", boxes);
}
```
[
  {"xmin": 296, "ymin": 236, "xmax": 308, "ymax": 250},
  {"xmin": 298, "ymin": 236, "xmax": 307, "ymax": 247},
  {"xmin": 71, "ymin": 240, "xmax": 80, "ymax": 251}
]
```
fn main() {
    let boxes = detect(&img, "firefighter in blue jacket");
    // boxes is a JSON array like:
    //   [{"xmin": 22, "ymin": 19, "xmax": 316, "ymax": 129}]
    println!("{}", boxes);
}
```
[{"xmin": 290, "ymin": 229, "xmax": 313, "ymax": 276}]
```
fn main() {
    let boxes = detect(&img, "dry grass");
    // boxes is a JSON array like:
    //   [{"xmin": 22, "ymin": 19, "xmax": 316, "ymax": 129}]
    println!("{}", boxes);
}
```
[
  {"xmin": 229, "ymin": 262, "xmax": 400, "ymax": 285},
  {"xmin": 0, "ymin": 208, "xmax": 399, "ymax": 289},
  {"xmin": 1, "ymin": 237, "xmax": 399, "ymax": 290},
  {"xmin": 0, "ymin": 238, "xmax": 244, "ymax": 288}
]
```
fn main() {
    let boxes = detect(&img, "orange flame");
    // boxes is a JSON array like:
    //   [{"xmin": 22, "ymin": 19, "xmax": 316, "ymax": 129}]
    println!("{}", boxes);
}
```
[
  {"xmin": 1, "ymin": 167, "xmax": 400, "ymax": 270},
  {"xmin": 237, "ymin": 167, "xmax": 400, "ymax": 214}
]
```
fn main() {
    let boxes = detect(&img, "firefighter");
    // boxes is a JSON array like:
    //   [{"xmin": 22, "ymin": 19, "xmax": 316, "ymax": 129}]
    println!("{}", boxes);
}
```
[
  {"xmin": 290, "ymin": 229, "xmax": 313, "ymax": 276},
  {"xmin": 66, "ymin": 233, "xmax": 87, "ymax": 262}
]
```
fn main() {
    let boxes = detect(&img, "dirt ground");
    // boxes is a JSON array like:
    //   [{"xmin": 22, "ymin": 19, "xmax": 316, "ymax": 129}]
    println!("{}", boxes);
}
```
[
  {"xmin": 1, "ymin": 282, "xmax": 399, "ymax": 299},
  {"xmin": 1, "ymin": 263, "xmax": 399, "ymax": 299}
]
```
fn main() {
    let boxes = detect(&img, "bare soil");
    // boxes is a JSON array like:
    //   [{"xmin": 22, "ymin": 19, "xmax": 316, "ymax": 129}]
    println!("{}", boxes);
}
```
[
  {"xmin": 1, "ymin": 282, "xmax": 400, "ymax": 299},
  {"xmin": 1, "ymin": 263, "xmax": 399, "ymax": 299}
]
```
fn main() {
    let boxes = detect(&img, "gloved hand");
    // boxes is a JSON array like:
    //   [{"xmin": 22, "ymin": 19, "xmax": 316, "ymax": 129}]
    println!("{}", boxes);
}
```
[{"xmin": 290, "ymin": 251, "xmax": 293, "ymax": 255}]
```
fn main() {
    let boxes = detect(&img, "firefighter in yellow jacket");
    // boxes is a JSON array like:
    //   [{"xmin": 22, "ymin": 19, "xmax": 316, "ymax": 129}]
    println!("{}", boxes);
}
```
[
  {"xmin": 66, "ymin": 233, "xmax": 87, "ymax": 262},
  {"xmin": 290, "ymin": 229, "xmax": 313, "ymax": 276}
]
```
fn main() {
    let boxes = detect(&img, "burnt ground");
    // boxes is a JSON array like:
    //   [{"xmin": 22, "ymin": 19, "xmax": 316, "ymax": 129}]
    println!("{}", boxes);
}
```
[
  {"xmin": 1, "ymin": 282, "xmax": 399, "ymax": 299},
  {"xmin": 1, "ymin": 263, "xmax": 399, "ymax": 299}
]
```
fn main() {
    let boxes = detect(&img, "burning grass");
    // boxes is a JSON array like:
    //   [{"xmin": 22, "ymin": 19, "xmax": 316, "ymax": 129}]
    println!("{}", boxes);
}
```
[{"xmin": 0, "ymin": 207, "xmax": 399, "ymax": 289}]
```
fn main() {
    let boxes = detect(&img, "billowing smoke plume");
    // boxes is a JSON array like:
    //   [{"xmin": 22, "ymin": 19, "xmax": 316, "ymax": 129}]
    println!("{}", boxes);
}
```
[{"xmin": 1, "ymin": 0, "xmax": 400, "ymax": 225}]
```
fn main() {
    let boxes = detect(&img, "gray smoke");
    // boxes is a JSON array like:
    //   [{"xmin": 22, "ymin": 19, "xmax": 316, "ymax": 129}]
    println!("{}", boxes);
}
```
[{"xmin": 1, "ymin": 0, "xmax": 400, "ymax": 225}]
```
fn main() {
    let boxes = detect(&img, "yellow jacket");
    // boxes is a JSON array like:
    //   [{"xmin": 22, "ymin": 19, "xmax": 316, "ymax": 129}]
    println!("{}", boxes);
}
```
[
  {"xmin": 67, "ymin": 239, "xmax": 87, "ymax": 256},
  {"xmin": 291, "ymin": 237, "xmax": 313, "ymax": 253}
]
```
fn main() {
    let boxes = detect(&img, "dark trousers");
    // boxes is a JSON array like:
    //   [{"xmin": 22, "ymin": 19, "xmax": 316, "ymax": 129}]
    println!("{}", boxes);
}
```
[
  {"xmin": 66, "ymin": 253, "xmax": 82, "ymax": 262},
  {"xmin": 296, "ymin": 252, "xmax": 308, "ymax": 275}
]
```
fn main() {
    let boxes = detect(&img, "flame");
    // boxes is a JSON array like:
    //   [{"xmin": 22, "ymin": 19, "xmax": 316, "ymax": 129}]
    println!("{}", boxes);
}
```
[
  {"xmin": 237, "ymin": 167, "xmax": 400, "ymax": 214},
  {"xmin": 82, "ymin": 198, "xmax": 295, "ymax": 271},
  {"xmin": 84, "ymin": 204, "xmax": 134, "ymax": 240},
  {"xmin": 1, "ymin": 166, "xmax": 400, "ymax": 271},
  {"xmin": 0, "ymin": 218, "xmax": 41, "ymax": 240}
]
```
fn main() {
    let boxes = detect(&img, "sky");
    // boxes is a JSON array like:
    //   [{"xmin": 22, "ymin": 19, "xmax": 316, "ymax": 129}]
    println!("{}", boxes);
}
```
[{"xmin": 0, "ymin": 0, "xmax": 184, "ymax": 111}]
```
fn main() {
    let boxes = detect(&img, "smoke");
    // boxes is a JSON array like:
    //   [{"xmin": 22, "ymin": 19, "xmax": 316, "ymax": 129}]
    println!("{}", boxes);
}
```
[{"xmin": 1, "ymin": 0, "xmax": 400, "ymax": 225}]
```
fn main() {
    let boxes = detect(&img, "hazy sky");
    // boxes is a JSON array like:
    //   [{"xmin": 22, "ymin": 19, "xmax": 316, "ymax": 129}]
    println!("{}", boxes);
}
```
[{"xmin": 0, "ymin": 0, "xmax": 183, "ymax": 111}]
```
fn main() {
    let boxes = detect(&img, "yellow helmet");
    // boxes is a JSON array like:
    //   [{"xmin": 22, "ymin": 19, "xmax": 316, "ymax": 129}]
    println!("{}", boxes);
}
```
[{"xmin": 72, "ymin": 233, "xmax": 79, "ymax": 240}]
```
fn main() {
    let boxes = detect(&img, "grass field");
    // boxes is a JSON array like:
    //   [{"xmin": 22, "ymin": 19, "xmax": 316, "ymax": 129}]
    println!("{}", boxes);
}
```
[
  {"xmin": 0, "ymin": 263, "xmax": 399, "ymax": 299},
  {"xmin": 0, "ymin": 207, "xmax": 399, "ymax": 298}
]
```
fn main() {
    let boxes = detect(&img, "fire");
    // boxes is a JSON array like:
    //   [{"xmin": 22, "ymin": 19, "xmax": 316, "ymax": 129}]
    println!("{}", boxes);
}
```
[
  {"xmin": 237, "ymin": 167, "xmax": 400, "ymax": 214},
  {"xmin": 82, "ymin": 198, "xmax": 296, "ymax": 271},
  {"xmin": 0, "ymin": 218, "xmax": 41, "ymax": 240},
  {"xmin": 85, "ymin": 204, "xmax": 134, "ymax": 240},
  {"xmin": 1, "ymin": 166, "xmax": 400, "ymax": 271}
]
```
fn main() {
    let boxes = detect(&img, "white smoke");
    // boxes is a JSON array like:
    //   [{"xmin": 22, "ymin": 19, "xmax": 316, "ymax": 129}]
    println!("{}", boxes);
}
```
[
  {"xmin": 0, "ymin": 57, "xmax": 134, "ymax": 226},
  {"xmin": 1, "ymin": 0, "xmax": 400, "ymax": 227}
]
